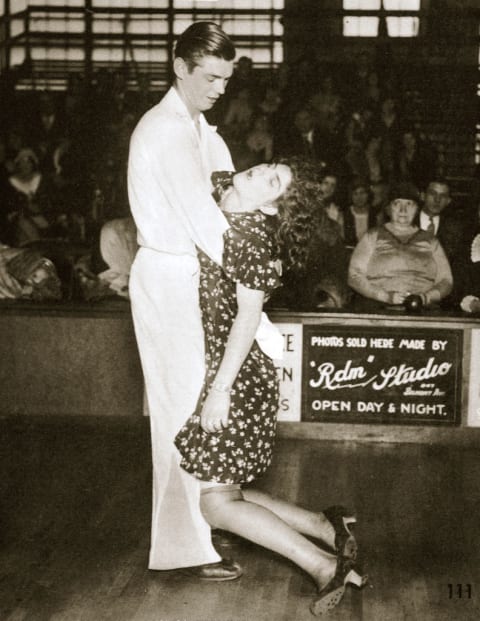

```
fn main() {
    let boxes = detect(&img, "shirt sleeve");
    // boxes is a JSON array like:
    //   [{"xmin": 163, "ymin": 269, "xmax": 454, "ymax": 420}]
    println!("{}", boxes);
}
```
[
  {"xmin": 129, "ymin": 115, "xmax": 233, "ymax": 265},
  {"xmin": 223, "ymin": 229, "xmax": 281, "ymax": 295}
]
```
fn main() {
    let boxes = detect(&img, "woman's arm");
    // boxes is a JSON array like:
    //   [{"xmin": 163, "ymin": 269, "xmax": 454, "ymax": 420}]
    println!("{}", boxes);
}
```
[
  {"xmin": 348, "ymin": 230, "xmax": 390, "ymax": 303},
  {"xmin": 421, "ymin": 239, "xmax": 453, "ymax": 304},
  {"xmin": 200, "ymin": 283, "xmax": 264, "ymax": 433}
]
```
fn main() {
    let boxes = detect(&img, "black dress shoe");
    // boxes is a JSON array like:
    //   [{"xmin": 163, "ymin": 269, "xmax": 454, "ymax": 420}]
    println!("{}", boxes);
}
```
[{"xmin": 182, "ymin": 558, "xmax": 243, "ymax": 582}]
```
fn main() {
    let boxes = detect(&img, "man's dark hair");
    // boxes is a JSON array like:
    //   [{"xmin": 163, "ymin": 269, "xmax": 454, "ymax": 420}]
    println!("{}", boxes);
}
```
[
  {"xmin": 174, "ymin": 21, "xmax": 235, "ymax": 72},
  {"xmin": 425, "ymin": 177, "xmax": 450, "ymax": 192}
]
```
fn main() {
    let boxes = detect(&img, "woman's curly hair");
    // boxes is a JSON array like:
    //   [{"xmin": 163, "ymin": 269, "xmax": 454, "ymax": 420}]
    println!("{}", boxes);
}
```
[{"xmin": 274, "ymin": 157, "xmax": 340, "ymax": 272}]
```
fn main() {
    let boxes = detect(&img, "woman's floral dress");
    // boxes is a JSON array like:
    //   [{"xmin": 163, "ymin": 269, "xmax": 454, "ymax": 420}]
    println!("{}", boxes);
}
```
[{"xmin": 175, "ymin": 211, "xmax": 281, "ymax": 485}]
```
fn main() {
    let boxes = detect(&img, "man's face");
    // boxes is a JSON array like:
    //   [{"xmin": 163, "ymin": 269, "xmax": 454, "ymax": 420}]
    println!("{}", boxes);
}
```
[
  {"xmin": 175, "ymin": 55, "xmax": 233, "ymax": 115},
  {"xmin": 319, "ymin": 176, "xmax": 337, "ymax": 200},
  {"xmin": 423, "ymin": 182, "xmax": 451, "ymax": 216}
]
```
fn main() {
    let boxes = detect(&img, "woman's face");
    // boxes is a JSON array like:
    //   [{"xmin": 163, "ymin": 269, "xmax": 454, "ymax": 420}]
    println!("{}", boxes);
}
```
[
  {"xmin": 352, "ymin": 186, "xmax": 369, "ymax": 208},
  {"xmin": 233, "ymin": 163, "xmax": 292, "ymax": 211},
  {"xmin": 403, "ymin": 132, "xmax": 416, "ymax": 149},
  {"xmin": 382, "ymin": 98, "xmax": 395, "ymax": 114},
  {"xmin": 16, "ymin": 154, "xmax": 36, "ymax": 176},
  {"xmin": 389, "ymin": 199, "xmax": 418, "ymax": 225},
  {"xmin": 27, "ymin": 266, "xmax": 49, "ymax": 286}
]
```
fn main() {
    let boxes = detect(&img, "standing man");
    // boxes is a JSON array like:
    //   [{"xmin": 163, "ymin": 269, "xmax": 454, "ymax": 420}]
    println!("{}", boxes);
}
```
[{"xmin": 127, "ymin": 22, "xmax": 242, "ymax": 580}]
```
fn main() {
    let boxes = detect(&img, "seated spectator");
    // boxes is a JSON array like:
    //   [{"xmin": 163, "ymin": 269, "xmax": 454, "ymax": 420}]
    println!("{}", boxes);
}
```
[
  {"xmin": 75, "ymin": 217, "xmax": 137, "ymax": 301},
  {"xmin": 345, "ymin": 107, "xmax": 374, "ymax": 150},
  {"xmin": 275, "ymin": 107, "xmax": 325, "ymax": 163},
  {"xmin": 244, "ymin": 114, "xmax": 274, "ymax": 166},
  {"xmin": 347, "ymin": 51, "xmax": 374, "ymax": 108},
  {"xmin": 371, "ymin": 96, "xmax": 402, "ymax": 182},
  {"xmin": 64, "ymin": 72, "xmax": 88, "ymax": 127},
  {"xmin": 2, "ymin": 148, "xmax": 56, "ymax": 246},
  {"xmin": 48, "ymin": 140, "xmax": 89, "ymax": 242},
  {"xmin": 318, "ymin": 170, "xmax": 345, "ymax": 236},
  {"xmin": 458, "ymin": 201, "xmax": 480, "ymax": 313},
  {"xmin": 416, "ymin": 178, "xmax": 466, "ymax": 269},
  {"xmin": 364, "ymin": 134, "xmax": 384, "ymax": 183},
  {"xmin": 398, "ymin": 128, "xmax": 438, "ymax": 190},
  {"xmin": 348, "ymin": 182, "xmax": 453, "ymax": 311},
  {"xmin": 344, "ymin": 137, "xmax": 370, "ymax": 181},
  {"xmin": 343, "ymin": 178, "xmax": 378, "ymax": 248},
  {"xmin": 257, "ymin": 84, "xmax": 282, "ymax": 121},
  {"xmin": 222, "ymin": 86, "xmax": 256, "ymax": 142},
  {"xmin": 225, "ymin": 55, "xmax": 258, "ymax": 101},
  {"xmin": 30, "ymin": 91, "xmax": 67, "ymax": 173},
  {"xmin": 308, "ymin": 74, "xmax": 342, "ymax": 131},
  {"xmin": 365, "ymin": 71, "xmax": 382, "ymax": 108},
  {"xmin": 370, "ymin": 179, "xmax": 390, "ymax": 224},
  {"xmin": 4, "ymin": 125, "xmax": 26, "ymax": 169},
  {"xmin": 0, "ymin": 243, "xmax": 61, "ymax": 301}
]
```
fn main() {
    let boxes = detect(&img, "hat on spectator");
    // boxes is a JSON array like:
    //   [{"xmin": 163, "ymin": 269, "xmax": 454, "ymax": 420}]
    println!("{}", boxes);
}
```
[{"xmin": 388, "ymin": 181, "xmax": 420, "ymax": 205}]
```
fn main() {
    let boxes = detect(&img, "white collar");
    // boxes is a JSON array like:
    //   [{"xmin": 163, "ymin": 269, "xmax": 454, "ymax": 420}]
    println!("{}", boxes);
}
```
[
  {"xmin": 165, "ymin": 86, "xmax": 218, "ymax": 133},
  {"xmin": 420, "ymin": 211, "xmax": 439, "ymax": 229},
  {"xmin": 9, "ymin": 172, "xmax": 41, "ymax": 196},
  {"xmin": 302, "ymin": 129, "xmax": 314, "ymax": 143}
]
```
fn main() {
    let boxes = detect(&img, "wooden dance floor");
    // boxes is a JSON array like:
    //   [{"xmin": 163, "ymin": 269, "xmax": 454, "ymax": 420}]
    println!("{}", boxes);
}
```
[{"xmin": 1, "ymin": 415, "xmax": 479, "ymax": 621}]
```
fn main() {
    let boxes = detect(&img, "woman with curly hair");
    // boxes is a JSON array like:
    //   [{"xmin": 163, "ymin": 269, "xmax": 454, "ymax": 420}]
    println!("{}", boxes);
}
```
[{"xmin": 175, "ymin": 159, "xmax": 366, "ymax": 615}]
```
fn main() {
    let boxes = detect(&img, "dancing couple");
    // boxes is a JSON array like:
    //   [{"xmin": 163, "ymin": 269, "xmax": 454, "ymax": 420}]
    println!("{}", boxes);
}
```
[{"xmin": 128, "ymin": 21, "xmax": 366, "ymax": 616}]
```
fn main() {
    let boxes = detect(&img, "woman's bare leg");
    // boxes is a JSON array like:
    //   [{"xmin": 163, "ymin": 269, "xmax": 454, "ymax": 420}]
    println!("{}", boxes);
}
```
[
  {"xmin": 200, "ymin": 486, "xmax": 336, "ymax": 589},
  {"xmin": 242, "ymin": 488, "xmax": 357, "ymax": 559},
  {"xmin": 241, "ymin": 488, "xmax": 336, "ymax": 547}
]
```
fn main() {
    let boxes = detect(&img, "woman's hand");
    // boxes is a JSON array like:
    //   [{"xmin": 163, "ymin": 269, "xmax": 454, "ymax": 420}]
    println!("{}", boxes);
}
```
[
  {"xmin": 200, "ymin": 390, "xmax": 231, "ymax": 434},
  {"xmin": 390, "ymin": 291, "xmax": 409, "ymax": 305}
]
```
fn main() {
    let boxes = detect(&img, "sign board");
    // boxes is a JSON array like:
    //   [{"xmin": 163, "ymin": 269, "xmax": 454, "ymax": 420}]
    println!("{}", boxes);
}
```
[
  {"xmin": 468, "ymin": 328, "xmax": 480, "ymax": 427},
  {"xmin": 302, "ymin": 325, "xmax": 462, "ymax": 425},
  {"xmin": 274, "ymin": 322, "xmax": 302, "ymax": 422}
]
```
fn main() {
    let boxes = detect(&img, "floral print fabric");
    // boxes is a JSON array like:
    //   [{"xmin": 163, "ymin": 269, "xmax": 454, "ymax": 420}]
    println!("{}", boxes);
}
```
[{"xmin": 175, "ymin": 211, "xmax": 281, "ymax": 484}]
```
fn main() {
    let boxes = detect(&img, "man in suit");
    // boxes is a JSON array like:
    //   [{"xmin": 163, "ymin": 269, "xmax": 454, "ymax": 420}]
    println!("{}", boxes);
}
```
[
  {"xmin": 418, "ymin": 179, "xmax": 466, "ymax": 265},
  {"xmin": 417, "ymin": 178, "xmax": 467, "ymax": 303},
  {"xmin": 275, "ymin": 107, "xmax": 340, "ymax": 167}
]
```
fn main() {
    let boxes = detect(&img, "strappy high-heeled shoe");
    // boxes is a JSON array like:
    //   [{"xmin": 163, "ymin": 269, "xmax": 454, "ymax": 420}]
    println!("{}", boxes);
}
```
[
  {"xmin": 322, "ymin": 505, "xmax": 357, "ymax": 560},
  {"xmin": 310, "ymin": 557, "xmax": 368, "ymax": 616}
]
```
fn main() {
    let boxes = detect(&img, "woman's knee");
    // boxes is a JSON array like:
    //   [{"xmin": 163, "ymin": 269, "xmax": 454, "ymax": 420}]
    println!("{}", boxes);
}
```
[{"xmin": 200, "ymin": 486, "xmax": 243, "ymax": 529}]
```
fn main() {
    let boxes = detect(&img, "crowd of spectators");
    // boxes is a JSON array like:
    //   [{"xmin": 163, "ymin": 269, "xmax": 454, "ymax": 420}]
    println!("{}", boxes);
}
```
[
  {"xmin": 0, "ymin": 52, "xmax": 478, "ymax": 313},
  {"xmin": 215, "ymin": 54, "xmax": 478, "ymax": 315}
]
